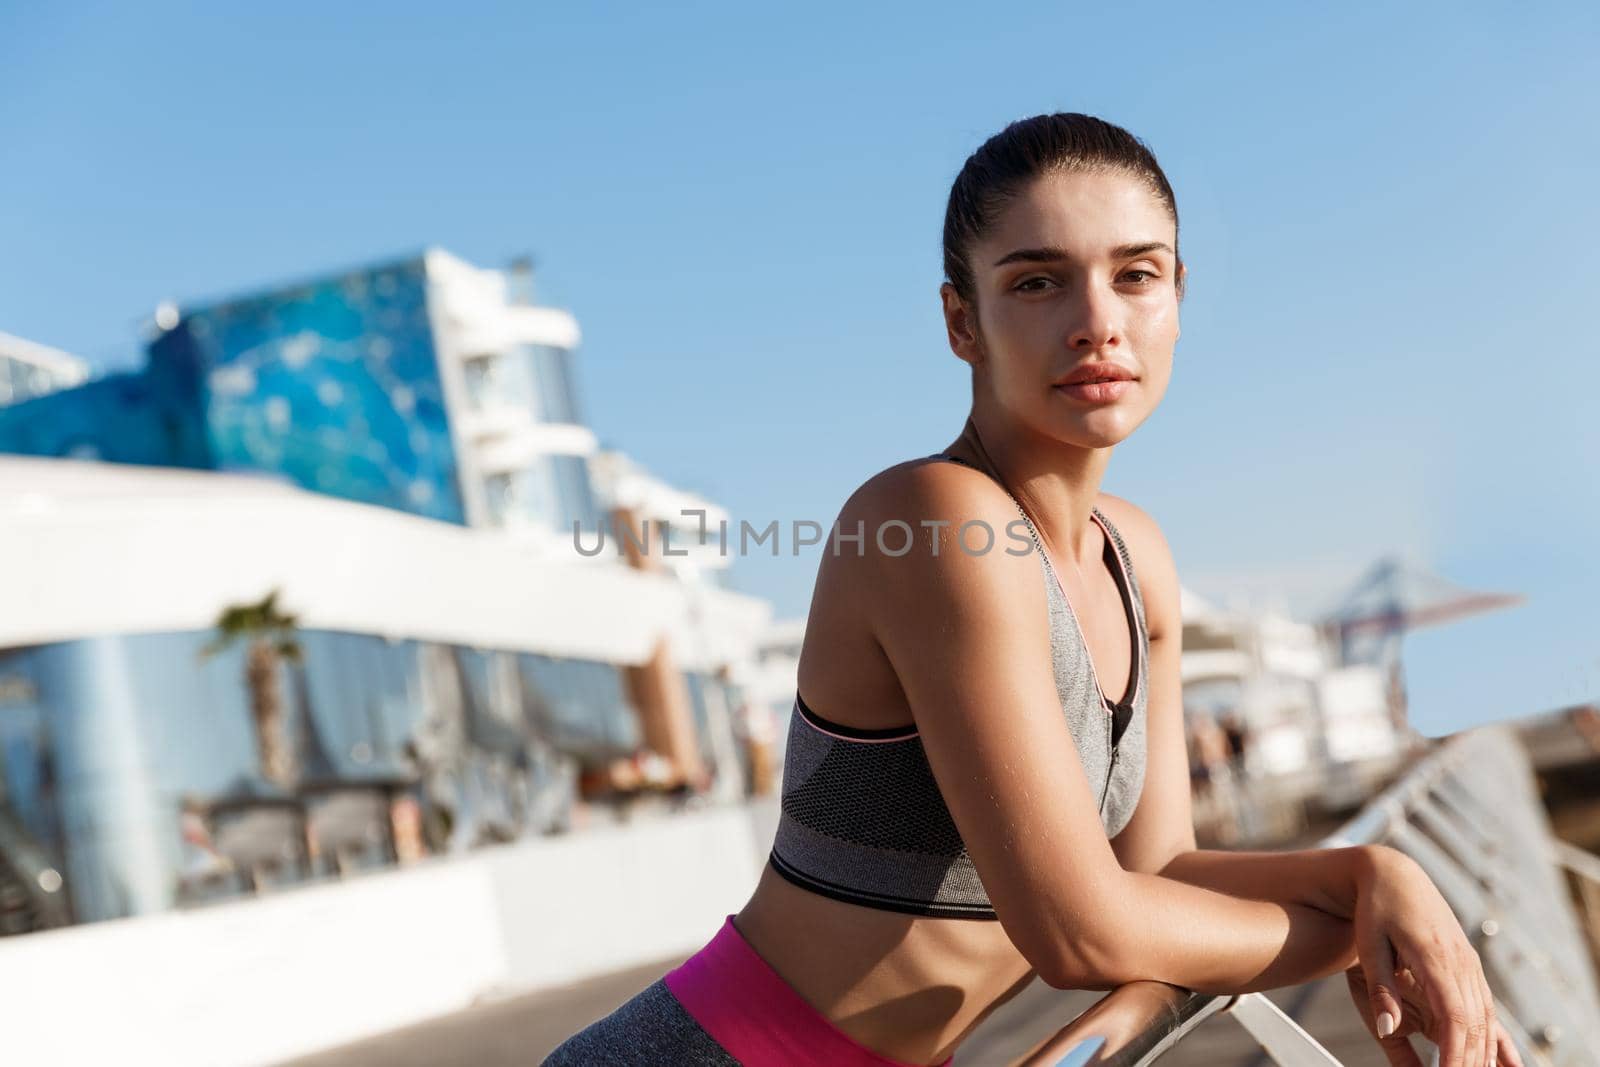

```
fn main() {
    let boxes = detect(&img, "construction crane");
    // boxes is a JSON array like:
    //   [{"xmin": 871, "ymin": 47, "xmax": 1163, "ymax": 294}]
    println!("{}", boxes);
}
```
[{"xmin": 1316, "ymin": 556, "xmax": 1523, "ymax": 735}]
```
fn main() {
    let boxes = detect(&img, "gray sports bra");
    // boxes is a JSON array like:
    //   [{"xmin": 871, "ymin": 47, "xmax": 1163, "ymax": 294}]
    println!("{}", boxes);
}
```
[{"xmin": 766, "ymin": 451, "xmax": 1149, "ymax": 919}]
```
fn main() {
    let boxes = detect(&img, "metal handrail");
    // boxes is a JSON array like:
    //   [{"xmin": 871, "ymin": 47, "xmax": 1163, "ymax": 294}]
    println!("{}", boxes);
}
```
[
  {"xmin": 1014, "ymin": 984, "xmax": 1227, "ymax": 1066},
  {"xmin": 1014, "ymin": 724, "xmax": 1600, "ymax": 1066}
]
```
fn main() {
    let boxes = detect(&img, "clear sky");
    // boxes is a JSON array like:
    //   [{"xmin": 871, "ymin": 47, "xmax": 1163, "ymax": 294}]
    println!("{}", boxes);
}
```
[{"xmin": 3, "ymin": 2, "xmax": 1597, "ymax": 737}]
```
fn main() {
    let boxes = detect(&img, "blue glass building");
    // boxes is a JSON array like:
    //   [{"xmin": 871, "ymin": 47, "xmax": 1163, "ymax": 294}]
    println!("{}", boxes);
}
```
[{"xmin": 0, "ymin": 257, "xmax": 467, "ymax": 523}]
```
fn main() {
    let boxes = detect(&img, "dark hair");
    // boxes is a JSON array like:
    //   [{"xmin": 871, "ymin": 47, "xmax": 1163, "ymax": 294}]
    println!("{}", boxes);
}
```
[{"xmin": 942, "ymin": 113, "xmax": 1182, "ymax": 305}]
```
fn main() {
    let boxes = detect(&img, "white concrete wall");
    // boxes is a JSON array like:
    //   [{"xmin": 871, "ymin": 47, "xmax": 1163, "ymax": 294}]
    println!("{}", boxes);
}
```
[
  {"xmin": 0, "ymin": 798, "xmax": 779, "ymax": 1067},
  {"xmin": 0, "ymin": 454, "xmax": 772, "ymax": 672}
]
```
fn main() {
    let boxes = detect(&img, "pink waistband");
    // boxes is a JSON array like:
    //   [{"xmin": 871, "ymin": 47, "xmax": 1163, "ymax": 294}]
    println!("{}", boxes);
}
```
[{"xmin": 663, "ymin": 914, "xmax": 953, "ymax": 1067}]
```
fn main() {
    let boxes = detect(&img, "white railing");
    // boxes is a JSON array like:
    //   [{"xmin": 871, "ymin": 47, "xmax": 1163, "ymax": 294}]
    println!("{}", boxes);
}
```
[{"xmin": 1016, "ymin": 724, "xmax": 1600, "ymax": 1066}]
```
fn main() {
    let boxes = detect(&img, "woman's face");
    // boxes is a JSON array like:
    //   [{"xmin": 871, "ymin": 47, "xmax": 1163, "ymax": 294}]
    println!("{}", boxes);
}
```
[{"xmin": 942, "ymin": 168, "xmax": 1183, "ymax": 449}]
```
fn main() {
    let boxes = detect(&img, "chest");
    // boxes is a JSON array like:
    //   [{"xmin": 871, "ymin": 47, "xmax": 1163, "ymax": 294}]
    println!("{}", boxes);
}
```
[{"xmin": 1055, "ymin": 562, "xmax": 1140, "ymax": 709}]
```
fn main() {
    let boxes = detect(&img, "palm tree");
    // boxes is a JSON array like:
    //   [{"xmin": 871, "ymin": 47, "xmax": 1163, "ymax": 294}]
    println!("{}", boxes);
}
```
[{"xmin": 200, "ymin": 589, "xmax": 303, "ymax": 789}]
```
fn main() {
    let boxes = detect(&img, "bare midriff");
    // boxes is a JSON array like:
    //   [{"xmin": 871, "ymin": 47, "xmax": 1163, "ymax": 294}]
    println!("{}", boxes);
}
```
[{"xmin": 734, "ymin": 863, "xmax": 1040, "ymax": 1066}]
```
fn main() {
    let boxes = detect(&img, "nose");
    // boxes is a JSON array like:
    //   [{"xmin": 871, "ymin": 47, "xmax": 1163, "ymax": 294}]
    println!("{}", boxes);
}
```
[{"xmin": 1066, "ymin": 279, "xmax": 1122, "ymax": 351}]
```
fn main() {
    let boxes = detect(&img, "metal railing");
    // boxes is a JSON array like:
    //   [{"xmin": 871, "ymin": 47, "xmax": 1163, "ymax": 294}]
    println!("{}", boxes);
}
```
[{"xmin": 1016, "ymin": 724, "xmax": 1600, "ymax": 1066}]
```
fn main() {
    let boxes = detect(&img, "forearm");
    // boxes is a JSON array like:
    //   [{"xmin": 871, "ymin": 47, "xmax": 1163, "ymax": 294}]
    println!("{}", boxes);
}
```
[
  {"xmin": 1085, "ymin": 870, "xmax": 1359, "ymax": 994},
  {"xmin": 1154, "ymin": 845, "xmax": 1378, "ymax": 920}
]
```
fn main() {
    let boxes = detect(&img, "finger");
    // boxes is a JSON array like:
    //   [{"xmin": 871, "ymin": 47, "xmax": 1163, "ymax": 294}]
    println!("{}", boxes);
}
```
[
  {"xmin": 1397, "ymin": 965, "xmax": 1433, "ymax": 1032},
  {"xmin": 1361, "ymin": 932, "xmax": 1405, "ymax": 1038},
  {"xmin": 1395, "ymin": 964, "xmax": 1422, "ymax": 1002},
  {"xmin": 1441, "ymin": 943, "xmax": 1482, "ymax": 1067},
  {"xmin": 1455, "ymin": 946, "xmax": 1486, "ymax": 1067},
  {"xmin": 1348, "ymin": 964, "xmax": 1425, "ymax": 1067},
  {"xmin": 1471, "ymin": 973, "xmax": 1490, "ymax": 1067},
  {"xmin": 1416, "ymin": 945, "xmax": 1469, "ymax": 1067},
  {"xmin": 1471, "ymin": 952, "xmax": 1494, "ymax": 1067},
  {"xmin": 1479, "ymin": 963, "xmax": 1499, "ymax": 1067},
  {"xmin": 1494, "ymin": 1020, "xmax": 1523, "ymax": 1067},
  {"xmin": 1344, "ymin": 967, "xmax": 1374, "ymax": 1027}
]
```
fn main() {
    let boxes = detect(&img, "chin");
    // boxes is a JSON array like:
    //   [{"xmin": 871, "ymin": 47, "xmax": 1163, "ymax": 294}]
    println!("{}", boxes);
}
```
[
  {"xmin": 1078, "ymin": 429, "xmax": 1133, "ymax": 449},
  {"xmin": 1046, "ymin": 402, "xmax": 1133, "ymax": 436}
]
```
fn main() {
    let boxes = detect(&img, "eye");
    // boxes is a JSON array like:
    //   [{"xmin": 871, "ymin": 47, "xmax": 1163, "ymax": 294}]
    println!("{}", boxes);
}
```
[
  {"xmin": 1013, "ymin": 275, "xmax": 1057, "ymax": 292},
  {"xmin": 1120, "ymin": 269, "xmax": 1158, "ymax": 284}
]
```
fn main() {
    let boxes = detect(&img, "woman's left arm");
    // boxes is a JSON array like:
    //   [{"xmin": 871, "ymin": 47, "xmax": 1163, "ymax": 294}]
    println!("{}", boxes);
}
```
[
  {"xmin": 1103, "ymin": 498, "xmax": 1515, "ymax": 1067},
  {"xmin": 1155, "ymin": 845, "xmax": 1372, "ymax": 918},
  {"xmin": 1097, "ymin": 494, "xmax": 1371, "ymax": 914},
  {"xmin": 1096, "ymin": 494, "xmax": 1198, "ymax": 876}
]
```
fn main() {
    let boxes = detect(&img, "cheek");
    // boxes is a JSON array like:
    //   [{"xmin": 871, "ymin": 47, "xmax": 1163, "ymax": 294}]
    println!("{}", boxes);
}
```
[
  {"xmin": 1131, "ymin": 300, "xmax": 1181, "ymax": 356},
  {"xmin": 977, "ymin": 306, "xmax": 1049, "ymax": 368},
  {"xmin": 992, "ymin": 307, "xmax": 1061, "ymax": 361}
]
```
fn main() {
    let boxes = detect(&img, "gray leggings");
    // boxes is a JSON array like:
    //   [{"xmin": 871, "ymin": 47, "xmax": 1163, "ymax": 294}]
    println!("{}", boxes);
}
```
[{"xmin": 541, "ymin": 977, "xmax": 740, "ymax": 1065}]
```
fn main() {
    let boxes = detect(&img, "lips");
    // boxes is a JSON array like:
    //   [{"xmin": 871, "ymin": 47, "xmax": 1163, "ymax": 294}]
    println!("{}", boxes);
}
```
[
  {"xmin": 1055, "ymin": 379, "xmax": 1132, "ymax": 403},
  {"xmin": 1054, "ymin": 363, "xmax": 1137, "ymax": 387}
]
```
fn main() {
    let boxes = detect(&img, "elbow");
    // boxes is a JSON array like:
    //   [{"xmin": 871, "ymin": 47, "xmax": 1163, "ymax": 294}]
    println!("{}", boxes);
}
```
[
  {"xmin": 1002, "ymin": 870, "xmax": 1148, "ymax": 991},
  {"xmin": 1037, "ymin": 930, "xmax": 1137, "ymax": 991},
  {"xmin": 1030, "ymin": 899, "xmax": 1142, "ymax": 991}
]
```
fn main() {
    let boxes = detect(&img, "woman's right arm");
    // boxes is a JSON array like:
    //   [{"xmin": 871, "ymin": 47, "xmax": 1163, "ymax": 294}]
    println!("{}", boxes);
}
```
[{"xmin": 858, "ymin": 464, "xmax": 1355, "ymax": 993}]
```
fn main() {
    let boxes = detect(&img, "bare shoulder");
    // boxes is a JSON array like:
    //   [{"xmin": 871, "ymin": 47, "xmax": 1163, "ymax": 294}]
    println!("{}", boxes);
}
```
[
  {"xmin": 801, "ymin": 455, "xmax": 1050, "ymax": 722},
  {"xmin": 829, "ymin": 456, "xmax": 1045, "ymax": 608},
  {"xmin": 841, "ymin": 455, "xmax": 1018, "ymax": 530},
  {"xmin": 1093, "ymin": 493, "xmax": 1180, "ymax": 641}
]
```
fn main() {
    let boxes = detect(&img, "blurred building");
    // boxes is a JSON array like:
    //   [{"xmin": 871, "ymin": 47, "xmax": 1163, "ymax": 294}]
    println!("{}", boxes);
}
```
[
  {"xmin": 747, "ymin": 618, "xmax": 806, "ymax": 764},
  {"xmin": 0, "ymin": 250, "xmax": 771, "ymax": 931},
  {"xmin": 1179, "ymin": 585, "xmax": 1406, "ymax": 842},
  {"xmin": 1182, "ymin": 586, "xmax": 1406, "ymax": 766},
  {"xmin": 588, "ymin": 450, "xmax": 754, "ymax": 800},
  {"xmin": 0, "ymin": 331, "xmax": 89, "ymax": 408}
]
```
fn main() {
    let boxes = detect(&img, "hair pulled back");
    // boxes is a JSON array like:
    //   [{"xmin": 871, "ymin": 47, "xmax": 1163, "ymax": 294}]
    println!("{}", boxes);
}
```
[{"xmin": 942, "ymin": 113, "xmax": 1182, "ymax": 305}]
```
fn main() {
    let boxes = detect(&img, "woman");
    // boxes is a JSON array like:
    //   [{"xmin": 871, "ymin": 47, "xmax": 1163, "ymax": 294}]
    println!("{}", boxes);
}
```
[{"xmin": 545, "ymin": 113, "xmax": 1518, "ymax": 1067}]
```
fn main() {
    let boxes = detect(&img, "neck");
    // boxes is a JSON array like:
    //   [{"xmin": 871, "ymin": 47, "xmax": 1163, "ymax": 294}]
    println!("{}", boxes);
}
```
[{"xmin": 941, "ymin": 410, "xmax": 1111, "ymax": 571}]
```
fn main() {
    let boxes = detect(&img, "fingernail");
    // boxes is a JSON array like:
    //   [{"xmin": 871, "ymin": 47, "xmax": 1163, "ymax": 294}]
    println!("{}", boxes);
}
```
[{"xmin": 1377, "ymin": 1010, "xmax": 1396, "ymax": 1037}]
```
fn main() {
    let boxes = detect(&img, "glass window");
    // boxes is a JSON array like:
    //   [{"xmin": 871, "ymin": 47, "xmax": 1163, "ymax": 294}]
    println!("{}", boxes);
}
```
[
  {"xmin": 529, "ymin": 345, "xmax": 581, "ymax": 425},
  {"xmin": 685, "ymin": 671, "xmax": 747, "ymax": 781},
  {"xmin": 461, "ymin": 355, "xmax": 494, "ymax": 411},
  {"xmin": 684, "ymin": 672, "xmax": 724, "ymax": 772},
  {"xmin": 460, "ymin": 344, "xmax": 580, "ymax": 427},
  {"xmin": 294, "ymin": 631, "xmax": 425, "ymax": 774},
  {"xmin": 551, "ymin": 454, "xmax": 601, "ymax": 534},
  {"xmin": 462, "ymin": 351, "xmax": 538, "ymax": 416},
  {"xmin": 482, "ymin": 455, "xmax": 601, "ymax": 536},
  {"xmin": 452, "ymin": 648, "xmax": 526, "ymax": 756},
  {"xmin": 481, "ymin": 464, "xmax": 559, "ymax": 532},
  {"xmin": 0, "ymin": 656, "xmax": 63, "ymax": 861},
  {"xmin": 517, "ymin": 655, "xmax": 639, "ymax": 762}
]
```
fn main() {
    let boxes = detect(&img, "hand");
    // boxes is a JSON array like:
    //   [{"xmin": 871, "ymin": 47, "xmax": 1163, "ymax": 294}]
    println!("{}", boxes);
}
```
[
  {"xmin": 1346, "ymin": 846, "xmax": 1509, "ymax": 1067},
  {"xmin": 1345, "ymin": 963, "xmax": 1523, "ymax": 1067}
]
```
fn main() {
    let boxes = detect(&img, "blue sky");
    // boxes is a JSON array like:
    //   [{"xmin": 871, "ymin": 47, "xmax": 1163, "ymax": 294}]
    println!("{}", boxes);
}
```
[{"xmin": 3, "ymin": 2, "xmax": 1597, "ymax": 737}]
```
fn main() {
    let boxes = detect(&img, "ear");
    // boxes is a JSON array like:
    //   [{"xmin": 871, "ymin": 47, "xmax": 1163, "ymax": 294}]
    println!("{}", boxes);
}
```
[
  {"xmin": 940, "ymin": 283, "xmax": 983, "ymax": 367},
  {"xmin": 1174, "ymin": 262, "xmax": 1187, "ymax": 344}
]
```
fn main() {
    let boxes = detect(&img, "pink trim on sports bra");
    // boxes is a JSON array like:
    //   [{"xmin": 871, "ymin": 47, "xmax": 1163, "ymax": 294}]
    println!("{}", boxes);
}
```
[
  {"xmin": 664, "ymin": 915, "xmax": 954, "ymax": 1067},
  {"xmin": 793, "ymin": 692, "xmax": 921, "ymax": 743}
]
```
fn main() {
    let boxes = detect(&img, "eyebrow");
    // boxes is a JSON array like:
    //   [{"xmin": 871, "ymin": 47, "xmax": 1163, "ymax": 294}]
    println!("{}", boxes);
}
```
[{"xmin": 991, "ymin": 241, "xmax": 1175, "ymax": 268}]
